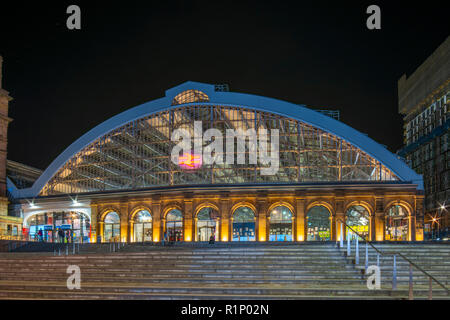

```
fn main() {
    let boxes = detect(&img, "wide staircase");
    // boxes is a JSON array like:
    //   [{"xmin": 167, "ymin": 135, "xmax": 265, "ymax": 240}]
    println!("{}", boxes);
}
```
[{"xmin": 0, "ymin": 242, "xmax": 448, "ymax": 300}]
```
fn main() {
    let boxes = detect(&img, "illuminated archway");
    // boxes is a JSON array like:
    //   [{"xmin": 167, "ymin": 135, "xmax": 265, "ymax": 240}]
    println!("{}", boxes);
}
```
[
  {"xmin": 133, "ymin": 210, "xmax": 153, "ymax": 242},
  {"xmin": 268, "ymin": 206, "xmax": 293, "ymax": 241},
  {"xmin": 232, "ymin": 206, "xmax": 256, "ymax": 241},
  {"xmin": 345, "ymin": 205, "xmax": 370, "ymax": 239},
  {"xmin": 104, "ymin": 211, "xmax": 120, "ymax": 242},
  {"xmin": 165, "ymin": 209, "xmax": 183, "ymax": 242},
  {"xmin": 385, "ymin": 205, "xmax": 409, "ymax": 241},
  {"xmin": 306, "ymin": 205, "xmax": 331, "ymax": 241},
  {"xmin": 196, "ymin": 207, "xmax": 219, "ymax": 242},
  {"xmin": 26, "ymin": 211, "xmax": 90, "ymax": 243}
]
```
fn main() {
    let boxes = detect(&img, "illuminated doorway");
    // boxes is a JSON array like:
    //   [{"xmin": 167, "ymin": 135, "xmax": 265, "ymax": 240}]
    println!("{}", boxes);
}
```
[
  {"xmin": 232, "ymin": 207, "xmax": 256, "ymax": 241},
  {"xmin": 133, "ymin": 210, "xmax": 152, "ymax": 242},
  {"xmin": 385, "ymin": 205, "xmax": 409, "ymax": 241},
  {"xmin": 269, "ymin": 206, "xmax": 293, "ymax": 241},
  {"xmin": 196, "ymin": 207, "xmax": 219, "ymax": 242},
  {"xmin": 307, "ymin": 206, "xmax": 331, "ymax": 241},
  {"xmin": 104, "ymin": 212, "xmax": 120, "ymax": 242},
  {"xmin": 346, "ymin": 205, "xmax": 370, "ymax": 240},
  {"xmin": 166, "ymin": 209, "xmax": 183, "ymax": 242}
]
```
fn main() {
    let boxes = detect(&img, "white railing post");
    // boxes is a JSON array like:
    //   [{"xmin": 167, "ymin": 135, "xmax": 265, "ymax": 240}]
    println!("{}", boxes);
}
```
[
  {"xmin": 340, "ymin": 223, "xmax": 344, "ymax": 248},
  {"xmin": 355, "ymin": 236, "xmax": 359, "ymax": 264},
  {"xmin": 392, "ymin": 255, "xmax": 397, "ymax": 290}
]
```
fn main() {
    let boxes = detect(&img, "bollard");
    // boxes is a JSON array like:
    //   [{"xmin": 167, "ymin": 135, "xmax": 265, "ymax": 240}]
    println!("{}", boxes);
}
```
[
  {"xmin": 392, "ymin": 255, "xmax": 397, "ymax": 290},
  {"xmin": 110, "ymin": 242, "xmax": 112, "ymax": 252},
  {"xmin": 53, "ymin": 249, "xmax": 56, "ymax": 256},
  {"xmin": 58, "ymin": 248, "xmax": 61, "ymax": 256},
  {"xmin": 65, "ymin": 245, "xmax": 68, "ymax": 256},
  {"xmin": 340, "ymin": 223, "xmax": 344, "ymax": 248},
  {"xmin": 113, "ymin": 242, "xmax": 116, "ymax": 252},
  {"xmin": 347, "ymin": 231, "xmax": 351, "ymax": 256},
  {"xmin": 73, "ymin": 242, "xmax": 75, "ymax": 255},
  {"xmin": 408, "ymin": 263, "xmax": 414, "ymax": 300},
  {"xmin": 428, "ymin": 277, "xmax": 432, "ymax": 300},
  {"xmin": 377, "ymin": 253, "xmax": 380, "ymax": 267},
  {"xmin": 77, "ymin": 243, "xmax": 80, "ymax": 254},
  {"xmin": 355, "ymin": 237, "xmax": 359, "ymax": 265},
  {"xmin": 365, "ymin": 242, "xmax": 369, "ymax": 271}
]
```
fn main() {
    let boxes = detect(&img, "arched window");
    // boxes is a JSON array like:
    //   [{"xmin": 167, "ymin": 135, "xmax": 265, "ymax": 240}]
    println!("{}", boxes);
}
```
[
  {"xmin": 133, "ymin": 210, "xmax": 152, "ymax": 242},
  {"xmin": 172, "ymin": 90, "xmax": 210, "ymax": 105},
  {"xmin": 232, "ymin": 207, "xmax": 255, "ymax": 241},
  {"xmin": 165, "ymin": 209, "xmax": 183, "ymax": 242},
  {"xmin": 104, "ymin": 212, "xmax": 120, "ymax": 242},
  {"xmin": 346, "ymin": 205, "xmax": 370, "ymax": 239},
  {"xmin": 385, "ymin": 205, "xmax": 409, "ymax": 241},
  {"xmin": 306, "ymin": 206, "xmax": 331, "ymax": 241},
  {"xmin": 196, "ymin": 207, "xmax": 219, "ymax": 242},
  {"xmin": 268, "ymin": 206, "xmax": 293, "ymax": 241},
  {"xmin": 26, "ymin": 211, "xmax": 90, "ymax": 243}
]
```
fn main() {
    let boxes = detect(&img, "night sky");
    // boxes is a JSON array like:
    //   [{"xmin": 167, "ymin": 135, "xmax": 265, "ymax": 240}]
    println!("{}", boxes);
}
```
[{"xmin": 0, "ymin": 1, "xmax": 449, "ymax": 170}]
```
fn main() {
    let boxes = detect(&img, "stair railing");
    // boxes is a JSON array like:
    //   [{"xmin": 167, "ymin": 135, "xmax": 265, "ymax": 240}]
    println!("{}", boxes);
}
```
[{"xmin": 336, "ymin": 218, "xmax": 449, "ymax": 298}]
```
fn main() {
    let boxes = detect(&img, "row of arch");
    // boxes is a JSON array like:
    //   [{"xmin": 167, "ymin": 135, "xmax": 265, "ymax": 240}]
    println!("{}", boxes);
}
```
[{"xmin": 101, "ymin": 203, "xmax": 410, "ymax": 242}]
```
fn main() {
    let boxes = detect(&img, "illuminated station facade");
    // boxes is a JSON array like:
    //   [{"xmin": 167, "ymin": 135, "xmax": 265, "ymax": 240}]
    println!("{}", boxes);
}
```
[{"xmin": 8, "ymin": 82, "xmax": 425, "ymax": 243}]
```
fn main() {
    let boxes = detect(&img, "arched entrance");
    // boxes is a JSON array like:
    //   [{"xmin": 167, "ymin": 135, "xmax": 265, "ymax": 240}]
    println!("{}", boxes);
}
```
[
  {"xmin": 232, "ymin": 207, "xmax": 256, "ymax": 241},
  {"xmin": 306, "ymin": 206, "xmax": 331, "ymax": 241},
  {"xmin": 26, "ymin": 211, "xmax": 91, "ymax": 243},
  {"xmin": 268, "ymin": 206, "xmax": 293, "ymax": 241},
  {"xmin": 196, "ymin": 207, "xmax": 219, "ymax": 242},
  {"xmin": 133, "ymin": 210, "xmax": 152, "ymax": 242},
  {"xmin": 385, "ymin": 205, "xmax": 409, "ymax": 241},
  {"xmin": 104, "ymin": 211, "xmax": 120, "ymax": 242},
  {"xmin": 346, "ymin": 205, "xmax": 370, "ymax": 240},
  {"xmin": 166, "ymin": 209, "xmax": 183, "ymax": 242}
]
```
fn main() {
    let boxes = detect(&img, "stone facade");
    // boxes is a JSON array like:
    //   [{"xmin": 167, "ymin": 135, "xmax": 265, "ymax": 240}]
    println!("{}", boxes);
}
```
[{"xmin": 90, "ymin": 184, "xmax": 424, "ymax": 243}]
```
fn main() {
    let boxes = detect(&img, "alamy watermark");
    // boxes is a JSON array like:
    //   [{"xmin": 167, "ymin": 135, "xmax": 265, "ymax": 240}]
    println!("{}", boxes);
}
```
[{"xmin": 67, "ymin": 265, "xmax": 81, "ymax": 290}]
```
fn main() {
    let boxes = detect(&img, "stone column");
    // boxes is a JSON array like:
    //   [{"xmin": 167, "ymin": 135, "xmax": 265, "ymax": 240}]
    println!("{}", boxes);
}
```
[
  {"xmin": 193, "ymin": 217, "xmax": 198, "ymax": 241},
  {"xmin": 98, "ymin": 222, "xmax": 104, "ymax": 243},
  {"xmin": 335, "ymin": 199, "xmax": 345, "ymax": 242},
  {"xmin": 183, "ymin": 197, "xmax": 193, "ymax": 242},
  {"xmin": 375, "ymin": 212, "xmax": 385, "ymax": 241},
  {"xmin": 295, "ymin": 197, "xmax": 306, "ymax": 242},
  {"xmin": 90, "ymin": 204, "xmax": 98, "ymax": 243},
  {"xmin": 256, "ymin": 197, "xmax": 268, "ymax": 242},
  {"xmin": 374, "ymin": 197, "xmax": 385, "ymax": 241},
  {"xmin": 152, "ymin": 199, "xmax": 161, "ymax": 242},
  {"xmin": 129, "ymin": 220, "xmax": 134, "ymax": 242},
  {"xmin": 219, "ymin": 194, "xmax": 230, "ymax": 242},
  {"xmin": 409, "ymin": 213, "xmax": 416, "ymax": 241},
  {"xmin": 119, "ymin": 203, "xmax": 129, "ymax": 242},
  {"xmin": 330, "ymin": 214, "xmax": 336, "ymax": 241}
]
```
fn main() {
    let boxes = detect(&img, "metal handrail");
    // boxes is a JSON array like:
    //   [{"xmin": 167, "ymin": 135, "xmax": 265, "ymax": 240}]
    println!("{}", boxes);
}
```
[{"xmin": 336, "ymin": 218, "xmax": 449, "ymax": 294}]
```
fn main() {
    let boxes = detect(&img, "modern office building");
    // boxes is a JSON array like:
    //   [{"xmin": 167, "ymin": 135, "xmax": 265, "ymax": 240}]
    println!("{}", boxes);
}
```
[
  {"xmin": 398, "ymin": 36, "xmax": 450, "ymax": 240},
  {"xmin": 7, "ymin": 81, "xmax": 424, "ymax": 243}
]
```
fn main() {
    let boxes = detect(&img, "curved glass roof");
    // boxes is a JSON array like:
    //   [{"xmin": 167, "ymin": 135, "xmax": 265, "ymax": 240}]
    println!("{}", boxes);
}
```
[
  {"xmin": 8, "ymin": 82, "xmax": 423, "ymax": 198},
  {"xmin": 39, "ymin": 104, "xmax": 398, "ymax": 196}
]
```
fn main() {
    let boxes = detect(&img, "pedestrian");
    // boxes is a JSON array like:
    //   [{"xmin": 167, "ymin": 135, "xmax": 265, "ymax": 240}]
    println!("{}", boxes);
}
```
[{"xmin": 38, "ymin": 229, "xmax": 43, "ymax": 242}]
